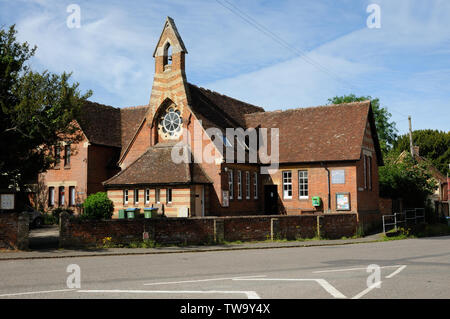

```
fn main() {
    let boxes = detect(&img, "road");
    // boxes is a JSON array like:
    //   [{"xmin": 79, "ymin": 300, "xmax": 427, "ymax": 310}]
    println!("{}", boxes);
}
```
[{"xmin": 0, "ymin": 236, "xmax": 449, "ymax": 299}]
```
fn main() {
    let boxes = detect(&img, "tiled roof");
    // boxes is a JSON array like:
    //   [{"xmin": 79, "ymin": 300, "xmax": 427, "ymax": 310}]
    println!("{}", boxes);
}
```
[
  {"xmin": 188, "ymin": 83, "xmax": 265, "ymax": 130},
  {"xmin": 244, "ymin": 101, "xmax": 378, "ymax": 164},
  {"xmin": 103, "ymin": 144, "xmax": 212, "ymax": 186},
  {"xmin": 77, "ymin": 101, "xmax": 121, "ymax": 148},
  {"xmin": 119, "ymin": 105, "xmax": 149, "ymax": 159}
]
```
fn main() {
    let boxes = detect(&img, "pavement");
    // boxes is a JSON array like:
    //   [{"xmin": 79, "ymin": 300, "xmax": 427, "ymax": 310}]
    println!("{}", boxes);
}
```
[
  {"xmin": 1, "ymin": 228, "xmax": 384, "ymax": 260},
  {"xmin": 0, "ymin": 235, "xmax": 449, "ymax": 299}
]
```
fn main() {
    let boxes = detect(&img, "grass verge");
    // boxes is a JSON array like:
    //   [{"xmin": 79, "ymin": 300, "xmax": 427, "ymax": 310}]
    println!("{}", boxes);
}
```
[{"xmin": 382, "ymin": 223, "xmax": 450, "ymax": 241}]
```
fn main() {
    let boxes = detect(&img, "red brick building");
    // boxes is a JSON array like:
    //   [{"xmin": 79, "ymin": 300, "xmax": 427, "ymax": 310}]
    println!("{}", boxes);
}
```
[
  {"xmin": 38, "ymin": 102, "xmax": 148, "ymax": 212},
  {"xmin": 42, "ymin": 17, "xmax": 384, "ymax": 230}
]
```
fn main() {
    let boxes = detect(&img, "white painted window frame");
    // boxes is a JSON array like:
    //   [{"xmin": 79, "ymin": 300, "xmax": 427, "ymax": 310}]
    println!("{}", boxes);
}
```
[
  {"xmin": 283, "ymin": 171, "xmax": 292, "ymax": 199},
  {"xmin": 298, "ymin": 170, "xmax": 309, "ymax": 199}
]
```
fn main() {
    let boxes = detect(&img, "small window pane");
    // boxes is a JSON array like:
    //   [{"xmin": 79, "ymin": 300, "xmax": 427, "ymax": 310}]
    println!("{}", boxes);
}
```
[
  {"xmin": 156, "ymin": 189, "xmax": 160, "ymax": 203},
  {"xmin": 134, "ymin": 189, "xmax": 139, "ymax": 204},
  {"xmin": 167, "ymin": 188, "xmax": 172, "ymax": 203},
  {"xmin": 298, "ymin": 170, "xmax": 308, "ymax": 198},
  {"xmin": 145, "ymin": 189, "xmax": 150, "ymax": 203},
  {"xmin": 283, "ymin": 171, "xmax": 292, "ymax": 199},
  {"xmin": 124, "ymin": 190, "xmax": 129, "ymax": 204}
]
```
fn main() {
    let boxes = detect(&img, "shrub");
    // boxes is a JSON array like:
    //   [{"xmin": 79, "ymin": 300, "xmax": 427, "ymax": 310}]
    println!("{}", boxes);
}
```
[
  {"xmin": 51, "ymin": 207, "xmax": 74, "ymax": 223},
  {"xmin": 43, "ymin": 212, "xmax": 57, "ymax": 225},
  {"xmin": 82, "ymin": 192, "xmax": 114, "ymax": 220}
]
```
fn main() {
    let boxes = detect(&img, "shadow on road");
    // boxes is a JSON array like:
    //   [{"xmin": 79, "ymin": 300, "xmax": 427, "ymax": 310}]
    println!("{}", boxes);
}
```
[{"xmin": 28, "ymin": 225, "xmax": 59, "ymax": 250}]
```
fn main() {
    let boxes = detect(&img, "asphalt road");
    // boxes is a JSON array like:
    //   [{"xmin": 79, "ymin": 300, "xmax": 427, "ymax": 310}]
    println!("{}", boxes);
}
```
[{"xmin": 0, "ymin": 236, "xmax": 449, "ymax": 299}]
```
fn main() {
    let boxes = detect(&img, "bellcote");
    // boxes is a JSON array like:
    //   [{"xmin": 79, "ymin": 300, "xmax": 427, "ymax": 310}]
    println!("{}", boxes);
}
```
[{"xmin": 153, "ymin": 17, "xmax": 188, "ymax": 74}]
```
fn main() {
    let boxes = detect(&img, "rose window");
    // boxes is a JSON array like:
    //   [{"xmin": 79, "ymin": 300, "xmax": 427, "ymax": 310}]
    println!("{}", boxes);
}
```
[{"xmin": 158, "ymin": 108, "xmax": 183, "ymax": 139}]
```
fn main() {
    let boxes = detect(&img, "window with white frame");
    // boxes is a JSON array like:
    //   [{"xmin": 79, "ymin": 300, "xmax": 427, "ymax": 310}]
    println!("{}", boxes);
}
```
[
  {"xmin": 245, "ymin": 171, "xmax": 250, "ymax": 199},
  {"xmin": 155, "ymin": 188, "xmax": 160, "ymax": 203},
  {"xmin": 253, "ymin": 172, "xmax": 258, "ymax": 199},
  {"xmin": 48, "ymin": 187, "xmax": 55, "ymax": 207},
  {"xmin": 228, "ymin": 170, "xmax": 234, "ymax": 200},
  {"xmin": 58, "ymin": 186, "xmax": 65, "ymax": 206},
  {"xmin": 237, "ymin": 170, "xmax": 242, "ymax": 199},
  {"xmin": 69, "ymin": 186, "xmax": 76, "ymax": 206},
  {"xmin": 145, "ymin": 189, "xmax": 150, "ymax": 204},
  {"xmin": 124, "ymin": 189, "xmax": 129, "ymax": 205},
  {"xmin": 134, "ymin": 189, "xmax": 139, "ymax": 204},
  {"xmin": 64, "ymin": 144, "xmax": 71, "ymax": 167},
  {"xmin": 282, "ymin": 171, "xmax": 292, "ymax": 199},
  {"xmin": 298, "ymin": 170, "xmax": 308, "ymax": 199},
  {"xmin": 166, "ymin": 188, "xmax": 172, "ymax": 204}
]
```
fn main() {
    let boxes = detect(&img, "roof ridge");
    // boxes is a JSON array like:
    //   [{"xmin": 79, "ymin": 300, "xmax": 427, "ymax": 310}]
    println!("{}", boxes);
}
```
[
  {"xmin": 84, "ymin": 100, "xmax": 119, "ymax": 110},
  {"xmin": 104, "ymin": 147, "xmax": 153, "ymax": 185},
  {"xmin": 121, "ymin": 105, "xmax": 149, "ymax": 110},
  {"xmin": 245, "ymin": 100, "xmax": 371, "ymax": 117},
  {"xmin": 188, "ymin": 83, "xmax": 265, "ymax": 111}
]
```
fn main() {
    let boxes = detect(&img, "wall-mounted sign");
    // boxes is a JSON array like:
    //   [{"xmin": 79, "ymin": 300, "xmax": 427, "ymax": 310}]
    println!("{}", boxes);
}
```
[
  {"xmin": 336, "ymin": 193, "xmax": 350, "ymax": 211},
  {"xmin": 222, "ymin": 190, "xmax": 229, "ymax": 207},
  {"xmin": 332, "ymin": 170, "xmax": 345, "ymax": 184},
  {"xmin": 0, "ymin": 194, "xmax": 15, "ymax": 210}
]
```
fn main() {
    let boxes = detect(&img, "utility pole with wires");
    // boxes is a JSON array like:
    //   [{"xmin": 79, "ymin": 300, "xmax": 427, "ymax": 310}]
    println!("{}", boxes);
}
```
[{"xmin": 408, "ymin": 116, "xmax": 414, "ymax": 158}]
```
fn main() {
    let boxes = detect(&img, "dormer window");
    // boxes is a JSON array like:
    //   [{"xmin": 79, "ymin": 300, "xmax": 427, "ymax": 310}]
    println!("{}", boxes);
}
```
[{"xmin": 163, "ymin": 42, "xmax": 172, "ymax": 67}]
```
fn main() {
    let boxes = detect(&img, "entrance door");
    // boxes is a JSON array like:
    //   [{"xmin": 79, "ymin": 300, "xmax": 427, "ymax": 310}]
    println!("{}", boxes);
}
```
[
  {"xmin": 194, "ymin": 185, "xmax": 204, "ymax": 217},
  {"xmin": 264, "ymin": 185, "xmax": 278, "ymax": 215}
]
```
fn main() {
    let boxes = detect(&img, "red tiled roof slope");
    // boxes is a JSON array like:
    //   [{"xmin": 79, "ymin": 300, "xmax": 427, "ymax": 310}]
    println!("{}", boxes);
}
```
[
  {"xmin": 188, "ymin": 83, "xmax": 265, "ymax": 130},
  {"xmin": 244, "ymin": 101, "xmax": 372, "ymax": 164},
  {"xmin": 119, "ymin": 105, "xmax": 149, "ymax": 159},
  {"xmin": 104, "ymin": 144, "xmax": 212, "ymax": 186},
  {"xmin": 77, "ymin": 101, "xmax": 121, "ymax": 148}
]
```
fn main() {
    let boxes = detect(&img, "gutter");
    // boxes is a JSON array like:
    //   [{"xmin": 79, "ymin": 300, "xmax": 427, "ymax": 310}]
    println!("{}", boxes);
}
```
[{"xmin": 321, "ymin": 162, "xmax": 331, "ymax": 213}]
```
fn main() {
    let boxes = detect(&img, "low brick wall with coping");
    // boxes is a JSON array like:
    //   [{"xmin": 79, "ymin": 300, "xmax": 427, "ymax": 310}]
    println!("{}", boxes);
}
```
[
  {"xmin": 0, "ymin": 212, "xmax": 29, "ymax": 250},
  {"xmin": 59, "ymin": 212, "xmax": 358, "ymax": 248}
]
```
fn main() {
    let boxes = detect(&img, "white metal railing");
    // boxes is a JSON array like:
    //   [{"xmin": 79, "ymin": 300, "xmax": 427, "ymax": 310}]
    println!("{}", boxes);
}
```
[{"xmin": 382, "ymin": 208, "xmax": 425, "ymax": 233}]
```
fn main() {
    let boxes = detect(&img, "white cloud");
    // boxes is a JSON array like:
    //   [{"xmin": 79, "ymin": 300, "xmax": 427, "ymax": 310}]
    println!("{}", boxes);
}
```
[
  {"xmin": 206, "ymin": 52, "xmax": 383, "ymax": 109},
  {"xmin": 2, "ymin": 0, "xmax": 448, "ymax": 133}
]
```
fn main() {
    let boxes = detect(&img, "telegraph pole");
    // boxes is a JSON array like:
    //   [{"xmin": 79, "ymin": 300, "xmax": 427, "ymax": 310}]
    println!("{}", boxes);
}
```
[{"xmin": 408, "ymin": 116, "xmax": 414, "ymax": 157}]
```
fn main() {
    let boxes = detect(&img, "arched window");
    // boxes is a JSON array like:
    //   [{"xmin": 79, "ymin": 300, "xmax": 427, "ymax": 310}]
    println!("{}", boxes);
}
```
[{"xmin": 163, "ymin": 42, "xmax": 172, "ymax": 66}]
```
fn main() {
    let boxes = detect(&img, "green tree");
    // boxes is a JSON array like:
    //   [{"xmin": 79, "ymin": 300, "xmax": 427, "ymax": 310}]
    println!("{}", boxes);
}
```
[
  {"xmin": 0, "ymin": 25, "xmax": 91, "ymax": 189},
  {"xmin": 82, "ymin": 192, "xmax": 114, "ymax": 220},
  {"xmin": 328, "ymin": 94, "xmax": 398, "ymax": 155},
  {"xmin": 379, "ymin": 152, "xmax": 437, "ymax": 208},
  {"xmin": 393, "ymin": 129, "xmax": 450, "ymax": 176}
]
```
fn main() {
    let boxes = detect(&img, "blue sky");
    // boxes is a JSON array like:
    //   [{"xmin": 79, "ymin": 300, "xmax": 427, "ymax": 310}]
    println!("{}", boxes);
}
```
[{"xmin": 0, "ymin": 0, "xmax": 449, "ymax": 135}]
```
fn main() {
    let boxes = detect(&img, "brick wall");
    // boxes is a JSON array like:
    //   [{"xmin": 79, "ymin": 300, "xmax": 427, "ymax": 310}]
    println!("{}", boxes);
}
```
[
  {"xmin": 40, "ymin": 137, "xmax": 89, "ymax": 210},
  {"xmin": 322, "ymin": 213, "xmax": 358, "ymax": 239},
  {"xmin": 120, "ymin": 118, "xmax": 151, "ymax": 170},
  {"xmin": 59, "ymin": 212, "xmax": 357, "ymax": 248},
  {"xmin": 266, "ymin": 162, "xmax": 358, "ymax": 214},
  {"xmin": 356, "ymin": 121, "xmax": 380, "ymax": 213},
  {"xmin": 0, "ymin": 212, "xmax": 29, "ymax": 250},
  {"xmin": 212, "ymin": 164, "xmax": 262, "ymax": 216},
  {"xmin": 108, "ymin": 186, "xmax": 192, "ymax": 218},
  {"xmin": 223, "ymin": 216, "xmax": 273, "ymax": 242},
  {"xmin": 379, "ymin": 197, "xmax": 393, "ymax": 215},
  {"xmin": 87, "ymin": 144, "xmax": 120, "ymax": 194},
  {"xmin": 358, "ymin": 211, "xmax": 382, "ymax": 233},
  {"xmin": 275, "ymin": 215, "xmax": 318, "ymax": 240}
]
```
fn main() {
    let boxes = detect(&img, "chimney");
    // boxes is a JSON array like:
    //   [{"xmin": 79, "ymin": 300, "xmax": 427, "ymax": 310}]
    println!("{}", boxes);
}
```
[{"xmin": 413, "ymin": 146, "xmax": 420, "ymax": 156}]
